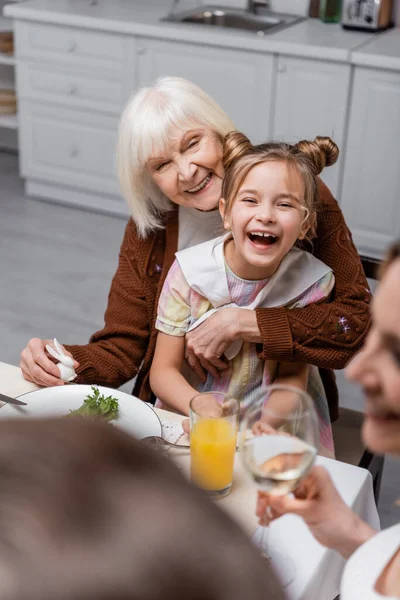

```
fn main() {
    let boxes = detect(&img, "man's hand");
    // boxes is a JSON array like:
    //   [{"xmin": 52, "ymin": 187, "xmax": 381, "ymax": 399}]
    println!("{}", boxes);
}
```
[{"xmin": 256, "ymin": 466, "xmax": 376, "ymax": 558}]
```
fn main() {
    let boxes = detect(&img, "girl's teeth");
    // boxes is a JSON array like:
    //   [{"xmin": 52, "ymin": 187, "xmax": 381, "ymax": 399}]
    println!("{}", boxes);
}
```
[
  {"xmin": 248, "ymin": 232, "xmax": 277, "ymax": 245},
  {"xmin": 250, "ymin": 233, "xmax": 277, "ymax": 241},
  {"xmin": 187, "ymin": 173, "xmax": 212, "ymax": 193}
]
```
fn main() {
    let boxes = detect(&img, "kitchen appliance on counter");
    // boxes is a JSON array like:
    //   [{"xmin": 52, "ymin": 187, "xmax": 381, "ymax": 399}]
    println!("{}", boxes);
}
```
[{"xmin": 341, "ymin": 0, "xmax": 393, "ymax": 31}]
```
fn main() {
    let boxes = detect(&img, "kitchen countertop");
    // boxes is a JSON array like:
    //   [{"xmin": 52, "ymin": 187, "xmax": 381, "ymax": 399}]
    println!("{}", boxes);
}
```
[
  {"xmin": 4, "ymin": 0, "xmax": 382, "ymax": 63},
  {"xmin": 351, "ymin": 27, "xmax": 400, "ymax": 71}
]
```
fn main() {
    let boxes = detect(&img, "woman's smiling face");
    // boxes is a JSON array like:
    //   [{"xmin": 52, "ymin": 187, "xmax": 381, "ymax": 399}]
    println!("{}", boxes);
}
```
[
  {"xmin": 147, "ymin": 128, "xmax": 224, "ymax": 212},
  {"xmin": 346, "ymin": 258, "xmax": 400, "ymax": 456}
]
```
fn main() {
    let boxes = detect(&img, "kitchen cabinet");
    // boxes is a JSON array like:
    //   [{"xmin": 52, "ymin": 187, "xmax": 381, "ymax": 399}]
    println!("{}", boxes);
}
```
[
  {"xmin": 136, "ymin": 38, "xmax": 274, "ymax": 144},
  {"xmin": 19, "ymin": 102, "xmax": 120, "ymax": 195},
  {"xmin": 17, "ymin": 61, "xmax": 128, "ymax": 115},
  {"xmin": 5, "ymin": 0, "xmax": 400, "ymax": 259},
  {"xmin": 12, "ymin": 20, "xmax": 136, "ymax": 216},
  {"xmin": 272, "ymin": 56, "xmax": 351, "ymax": 198},
  {"xmin": 340, "ymin": 67, "xmax": 400, "ymax": 259}
]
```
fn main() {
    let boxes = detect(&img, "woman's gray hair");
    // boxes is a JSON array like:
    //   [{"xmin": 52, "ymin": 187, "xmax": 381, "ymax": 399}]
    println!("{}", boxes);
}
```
[{"xmin": 117, "ymin": 77, "xmax": 236, "ymax": 237}]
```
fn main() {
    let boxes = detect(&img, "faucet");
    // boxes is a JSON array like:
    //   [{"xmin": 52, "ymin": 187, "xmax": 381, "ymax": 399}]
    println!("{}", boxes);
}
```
[{"xmin": 248, "ymin": 0, "xmax": 270, "ymax": 15}]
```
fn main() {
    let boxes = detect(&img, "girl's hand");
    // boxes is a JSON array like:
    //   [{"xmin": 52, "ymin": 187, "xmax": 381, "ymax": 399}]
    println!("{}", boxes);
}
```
[
  {"xmin": 20, "ymin": 338, "xmax": 79, "ymax": 387},
  {"xmin": 252, "ymin": 421, "xmax": 277, "ymax": 436},
  {"xmin": 182, "ymin": 404, "xmax": 224, "ymax": 437},
  {"xmin": 256, "ymin": 466, "xmax": 375, "ymax": 558},
  {"xmin": 185, "ymin": 308, "xmax": 260, "ymax": 380}
]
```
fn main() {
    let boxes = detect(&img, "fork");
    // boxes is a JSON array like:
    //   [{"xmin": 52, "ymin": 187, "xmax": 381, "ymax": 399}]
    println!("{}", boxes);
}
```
[{"xmin": 141, "ymin": 435, "xmax": 190, "ymax": 451}]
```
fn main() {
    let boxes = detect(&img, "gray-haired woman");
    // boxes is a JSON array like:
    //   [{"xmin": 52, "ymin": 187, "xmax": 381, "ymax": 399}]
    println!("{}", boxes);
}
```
[{"xmin": 20, "ymin": 77, "xmax": 370, "ymax": 423}]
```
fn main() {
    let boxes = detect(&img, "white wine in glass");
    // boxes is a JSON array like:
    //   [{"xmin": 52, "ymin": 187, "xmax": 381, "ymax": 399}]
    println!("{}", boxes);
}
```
[{"xmin": 239, "ymin": 384, "xmax": 320, "ymax": 587}]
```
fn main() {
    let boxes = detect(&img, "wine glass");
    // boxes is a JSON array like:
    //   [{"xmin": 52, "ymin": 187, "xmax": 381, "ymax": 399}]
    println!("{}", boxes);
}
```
[{"xmin": 239, "ymin": 384, "xmax": 319, "ymax": 588}]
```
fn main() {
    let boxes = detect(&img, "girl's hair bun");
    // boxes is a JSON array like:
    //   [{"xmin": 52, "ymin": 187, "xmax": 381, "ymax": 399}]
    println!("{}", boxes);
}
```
[
  {"xmin": 223, "ymin": 131, "xmax": 252, "ymax": 171},
  {"xmin": 295, "ymin": 136, "xmax": 339, "ymax": 175}
]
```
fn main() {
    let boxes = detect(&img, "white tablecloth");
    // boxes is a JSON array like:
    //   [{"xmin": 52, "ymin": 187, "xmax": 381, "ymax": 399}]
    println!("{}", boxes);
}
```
[{"xmin": 0, "ymin": 361, "xmax": 380, "ymax": 600}]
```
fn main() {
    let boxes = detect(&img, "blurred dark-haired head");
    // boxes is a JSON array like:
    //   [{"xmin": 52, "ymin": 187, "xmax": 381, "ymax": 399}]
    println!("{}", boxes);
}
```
[{"xmin": 0, "ymin": 418, "xmax": 285, "ymax": 600}]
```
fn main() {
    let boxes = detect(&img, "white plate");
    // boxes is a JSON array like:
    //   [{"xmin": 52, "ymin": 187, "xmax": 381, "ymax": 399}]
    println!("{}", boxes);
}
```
[{"xmin": 0, "ymin": 385, "xmax": 162, "ymax": 440}]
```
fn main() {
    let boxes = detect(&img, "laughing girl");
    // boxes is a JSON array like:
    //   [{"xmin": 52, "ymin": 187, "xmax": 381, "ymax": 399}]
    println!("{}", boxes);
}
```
[{"xmin": 150, "ymin": 132, "xmax": 338, "ymax": 457}]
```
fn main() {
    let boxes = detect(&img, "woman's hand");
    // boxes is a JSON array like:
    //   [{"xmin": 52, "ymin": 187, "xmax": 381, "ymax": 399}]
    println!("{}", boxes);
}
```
[
  {"xmin": 185, "ymin": 308, "xmax": 261, "ymax": 380},
  {"xmin": 256, "ymin": 466, "xmax": 376, "ymax": 558},
  {"xmin": 20, "ymin": 338, "xmax": 79, "ymax": 387}
]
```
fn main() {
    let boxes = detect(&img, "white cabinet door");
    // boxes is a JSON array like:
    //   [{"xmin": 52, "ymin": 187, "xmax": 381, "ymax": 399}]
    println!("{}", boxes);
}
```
[
  {"xmin": 340, "ymin": 67, "xmax": 400, "ymax": 259},
  {"xmin": 136, "ymin": 38, "xmax": 274, "ymax": 143},
  {"xmin": 17, "ymin": 62, "xmax": 128, "ymax": 114},
  {"xmin": 272, "ymin": 56, "xmax": 351, "ymax": 198},
  {"xmin": 19, "ymin": 101, "xmax": 120, "ymax": 196},
  {"xmin": 16, "ymin": 21, "xmax": 135, "ymax": 74}
]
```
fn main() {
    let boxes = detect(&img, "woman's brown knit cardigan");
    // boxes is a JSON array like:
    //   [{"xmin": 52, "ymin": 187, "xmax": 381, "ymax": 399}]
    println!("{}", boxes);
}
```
[{"xmin": 65, "ymin": 180, "xmax": 371, "ymax": 422}]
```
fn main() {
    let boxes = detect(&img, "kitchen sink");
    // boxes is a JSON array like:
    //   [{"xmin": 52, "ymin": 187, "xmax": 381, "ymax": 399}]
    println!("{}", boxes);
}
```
[{"xmin": 163, "ymin": 5, "xmax": 304, "ymax": 35}]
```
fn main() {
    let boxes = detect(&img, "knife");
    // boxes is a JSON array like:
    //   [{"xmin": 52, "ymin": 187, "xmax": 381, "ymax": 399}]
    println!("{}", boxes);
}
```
[{"xmin": 0, "ymin": 393, "xmax": 27, "ymax": 406}]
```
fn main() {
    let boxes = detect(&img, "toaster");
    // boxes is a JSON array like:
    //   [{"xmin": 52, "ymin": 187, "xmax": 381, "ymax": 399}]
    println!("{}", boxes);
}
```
[{"xmin": 341, "ymin": 0, "xmax": 393, "ymax": 31}]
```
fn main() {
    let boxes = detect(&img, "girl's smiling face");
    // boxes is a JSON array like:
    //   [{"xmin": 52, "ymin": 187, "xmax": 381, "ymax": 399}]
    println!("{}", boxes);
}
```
[
  {"xmin": 220, "ymin": 160, "xmax": 309, "ymax": 280},
  {"xmin": 147, "ymin": 128, "xmax": 224, "ymax": 212}
]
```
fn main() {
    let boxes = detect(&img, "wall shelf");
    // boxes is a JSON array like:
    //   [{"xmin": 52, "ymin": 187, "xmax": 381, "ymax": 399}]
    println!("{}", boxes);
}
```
[
  {"xmin": 0, "ymin": 51, "xmax": 14, "ymax": 65},
  {"xmin": 0, "ymin": 11, "xmax": 14, "ymax": 64},
  {"xmin": 0, "ymin": 4, "xmax": 16, "ymax": 133},
  {"xmin": 0, "ymin": 113, "xmax": 17, "ymax": 129}
]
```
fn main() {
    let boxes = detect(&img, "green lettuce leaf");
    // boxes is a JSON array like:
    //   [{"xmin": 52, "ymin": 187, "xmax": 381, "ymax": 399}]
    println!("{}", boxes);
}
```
[{"xmin": 69, "ymin": 386, "xmax": 119, "ymax": 421}]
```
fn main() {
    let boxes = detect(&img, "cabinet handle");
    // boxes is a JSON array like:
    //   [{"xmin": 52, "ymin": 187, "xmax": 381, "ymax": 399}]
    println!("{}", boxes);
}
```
[
  {"xmin": 137, "ymin": 47, "xmax": 147, "ymax": 55},
  {"xmin": 69, "ymin": 145, "xmax": 79, "ymax": 158},
  {"xmin": 67, "ymin": 41, "xmax": 77, "ymax": 52},
  {"xmin": 277, "ymin": 64, "xmax": 287, "ymax": 73},
  {"xmin": 67, "ymin": 83, "xmax": 78, "ymax": 95}
]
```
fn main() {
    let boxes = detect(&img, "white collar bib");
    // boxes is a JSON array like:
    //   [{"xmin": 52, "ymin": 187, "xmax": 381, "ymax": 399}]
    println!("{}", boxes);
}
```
[{"xmin": 175, "ymin": 234, "xmax": 332, "ymax": 359}]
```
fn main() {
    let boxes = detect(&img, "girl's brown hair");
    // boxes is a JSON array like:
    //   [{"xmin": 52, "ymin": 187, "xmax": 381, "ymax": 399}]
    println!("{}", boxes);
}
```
[{"xmin": 221, "ymin": 131, "xmax": 339, "ymax": 241}]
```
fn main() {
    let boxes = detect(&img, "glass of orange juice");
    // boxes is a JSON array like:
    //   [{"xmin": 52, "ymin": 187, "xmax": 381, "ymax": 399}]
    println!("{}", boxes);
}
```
[{"xmin": 189, "ymin": 392, "xmax": 239, "ymax": 499}]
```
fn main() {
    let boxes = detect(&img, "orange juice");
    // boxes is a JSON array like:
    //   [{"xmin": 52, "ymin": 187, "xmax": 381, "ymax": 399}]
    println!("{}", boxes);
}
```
[{"xmin": 190, "ymin": 418, "xmax": 237, "ymax": 492}]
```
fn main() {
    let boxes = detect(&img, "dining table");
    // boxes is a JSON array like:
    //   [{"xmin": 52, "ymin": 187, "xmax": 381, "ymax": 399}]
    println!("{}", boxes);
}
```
[{"xmin": 0, "ymin": 360, "xmax": 380, "ymax": 600}]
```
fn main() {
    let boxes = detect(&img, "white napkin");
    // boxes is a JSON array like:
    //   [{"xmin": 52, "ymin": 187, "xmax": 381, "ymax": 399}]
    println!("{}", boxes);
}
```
[{"xmin": 160, "ymin": 418, "xmax": 185, "ymax": 444}]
